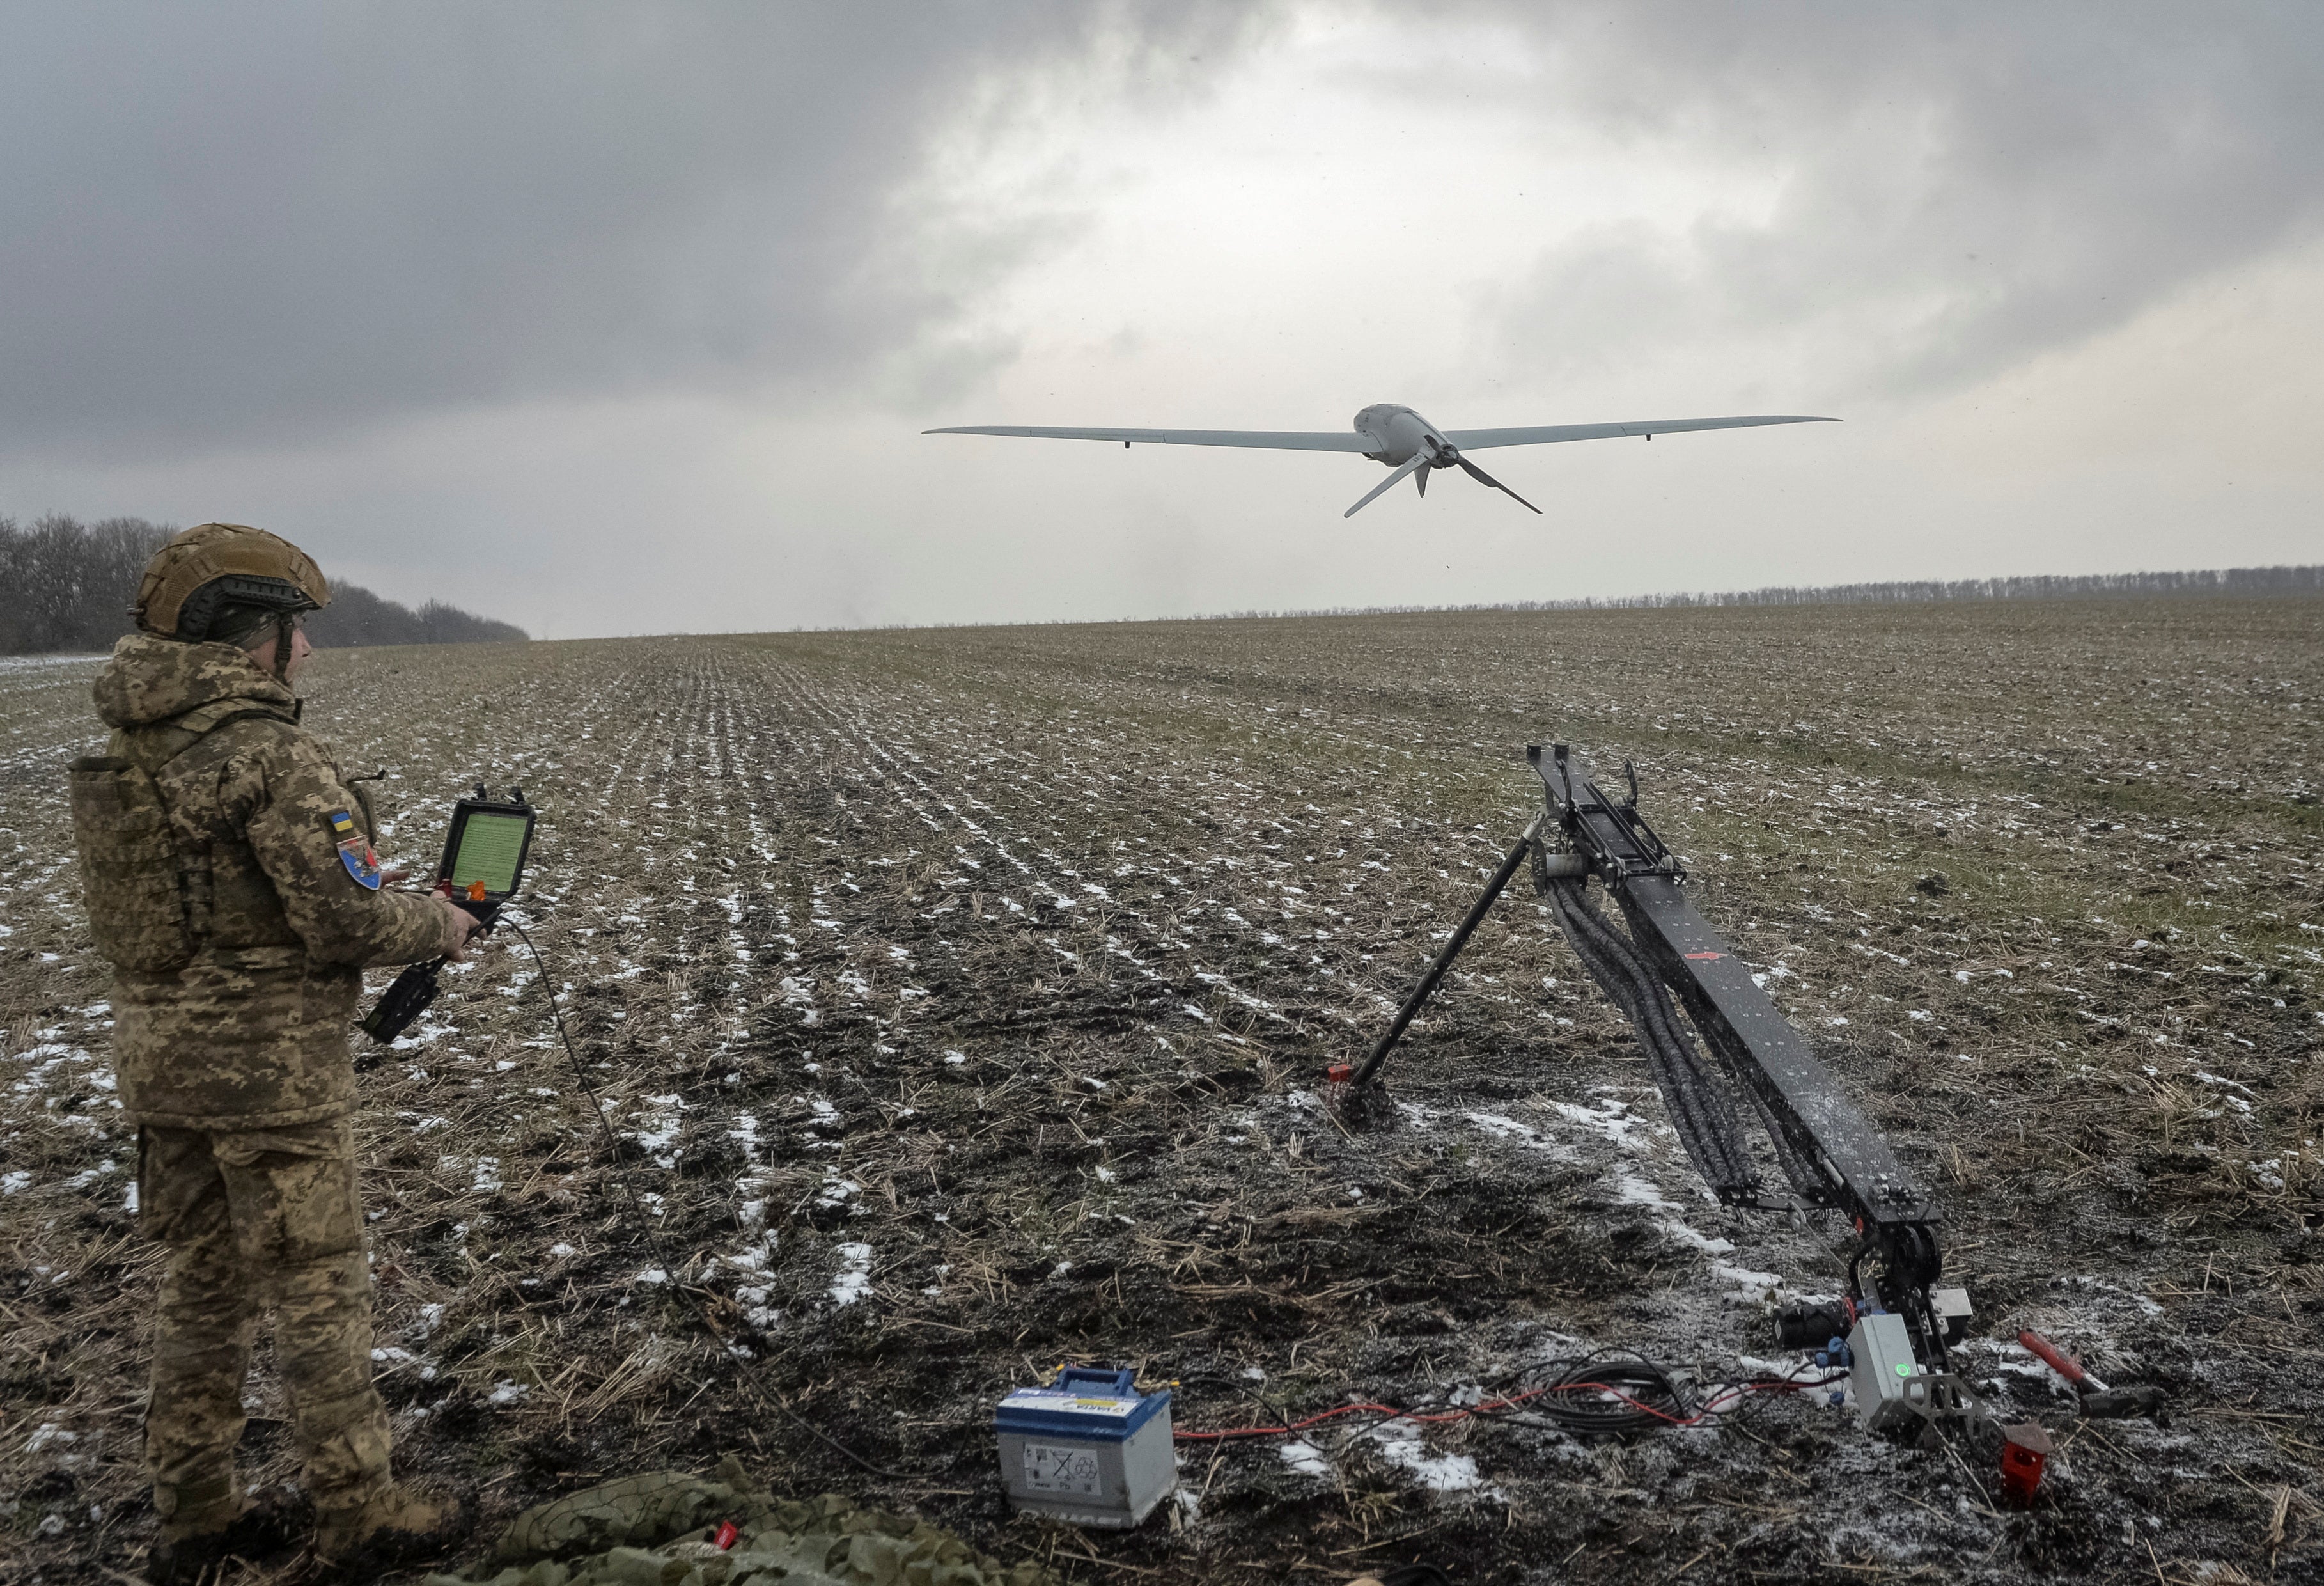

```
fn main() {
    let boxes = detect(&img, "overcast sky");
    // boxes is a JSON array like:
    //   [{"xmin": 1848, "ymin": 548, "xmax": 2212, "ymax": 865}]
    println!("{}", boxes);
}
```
[{"xmin": 3, "ymin": 2, "xmax": 2318, "ymax": 638}]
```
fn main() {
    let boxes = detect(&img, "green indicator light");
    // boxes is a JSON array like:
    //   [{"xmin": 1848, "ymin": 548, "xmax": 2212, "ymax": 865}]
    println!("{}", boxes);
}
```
[{"xmin": 1894, "ymin": 1362, "xmax": 1914, "ymax": 1378}]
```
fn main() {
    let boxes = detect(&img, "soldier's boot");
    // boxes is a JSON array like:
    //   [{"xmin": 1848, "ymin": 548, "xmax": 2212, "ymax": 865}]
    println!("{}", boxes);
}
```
[
  {"xmin": 313, "ymin": 1481, "xmax": 469, "ymax": 1574},
  {"xmin": 150, "ymin": 1484, "xmax": 307, "ymax": 1585},
  {"xmin": 152, "ymin": 1528, "xmax": 235, "ymax": 1586},
  {"xmin": 150, "ymin": 1474, "xmax": 239, "ymax": 1586}
]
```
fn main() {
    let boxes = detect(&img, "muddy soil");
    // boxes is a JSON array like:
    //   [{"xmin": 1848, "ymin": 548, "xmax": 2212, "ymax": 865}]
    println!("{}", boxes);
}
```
[{"xmin": 3, "ymin": 601, "xmax": 2319, "ymax": 1583}]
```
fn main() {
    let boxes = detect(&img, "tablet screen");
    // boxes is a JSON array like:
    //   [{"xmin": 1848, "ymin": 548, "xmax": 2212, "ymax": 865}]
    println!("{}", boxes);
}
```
[{"xmin": 448, "ymin": 809, "xmax": 531, "ymax": 897}]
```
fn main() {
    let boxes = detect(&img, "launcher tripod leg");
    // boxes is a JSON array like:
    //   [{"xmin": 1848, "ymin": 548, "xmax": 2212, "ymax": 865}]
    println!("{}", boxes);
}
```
[{"xmin": 1349, "ymin": 812, "xmax": 1548, "ymax": 1088}]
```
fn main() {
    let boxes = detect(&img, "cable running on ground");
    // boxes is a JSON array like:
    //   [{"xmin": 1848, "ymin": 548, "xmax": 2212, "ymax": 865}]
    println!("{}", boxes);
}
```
[
  {"xmin": 503, "ymin": 913, "xmax": 920, "ymax": 1483},
  {"xmin": 1174, "ymin": 1354, "xmax": 1843, "ymax": 1443}
]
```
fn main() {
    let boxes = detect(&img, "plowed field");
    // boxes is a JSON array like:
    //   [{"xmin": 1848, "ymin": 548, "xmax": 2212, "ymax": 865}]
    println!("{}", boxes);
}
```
[{"xmin": 4, "ymin": 599, "xmax": 2320, "ymax": 1583}]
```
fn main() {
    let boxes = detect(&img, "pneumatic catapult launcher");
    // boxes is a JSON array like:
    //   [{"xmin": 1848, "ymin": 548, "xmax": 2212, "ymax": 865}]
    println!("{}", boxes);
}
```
[{"xmin": 1345, "ymin": 746, "xmax": 1980, "ymax": 1431}]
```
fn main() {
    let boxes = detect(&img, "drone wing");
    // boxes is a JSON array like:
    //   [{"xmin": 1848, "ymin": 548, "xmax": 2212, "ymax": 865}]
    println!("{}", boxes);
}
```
[
  {"xmin": 1441, "ymin": 414, "xmax": 1837, "ymax": 450},
  {"xmin": 923, "ymin": 425, "xmax": 1375, "ymax": 452}
]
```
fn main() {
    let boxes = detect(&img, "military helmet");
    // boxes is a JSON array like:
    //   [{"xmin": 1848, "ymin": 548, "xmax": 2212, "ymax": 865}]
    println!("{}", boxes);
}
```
[{"xmin": 132, "ymin": 523, "xmax": 332, "ymax": 642}]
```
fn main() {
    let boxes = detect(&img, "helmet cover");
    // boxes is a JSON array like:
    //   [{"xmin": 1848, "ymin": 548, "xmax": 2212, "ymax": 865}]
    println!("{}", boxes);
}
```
[{"xmin": 132, "ymin": 523, "xmax": 331, "ymax": 640}]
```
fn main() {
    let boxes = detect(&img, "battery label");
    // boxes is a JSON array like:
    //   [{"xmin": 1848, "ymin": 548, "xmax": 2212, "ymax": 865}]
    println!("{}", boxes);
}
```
[
  {"xmin": 1020, "ymin": 1441, "xmax": 1104, "ymax": 1497},
  {"xmin": 1000, "ymin": 1389, "xmax": 1139, "ymax": 1416}
]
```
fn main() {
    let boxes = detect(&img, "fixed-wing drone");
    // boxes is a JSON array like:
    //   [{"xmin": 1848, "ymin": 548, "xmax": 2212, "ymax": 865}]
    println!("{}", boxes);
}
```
[{"xmin": 926, "ymin": 402, "xmax": 1837, "ymax": 517}]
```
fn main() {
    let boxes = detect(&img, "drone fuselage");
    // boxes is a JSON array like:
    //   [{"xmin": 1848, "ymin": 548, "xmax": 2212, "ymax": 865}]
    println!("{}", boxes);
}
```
[{"xmin": 1353, "ymin": 404, "xmax": 1453, "ymax": 466}]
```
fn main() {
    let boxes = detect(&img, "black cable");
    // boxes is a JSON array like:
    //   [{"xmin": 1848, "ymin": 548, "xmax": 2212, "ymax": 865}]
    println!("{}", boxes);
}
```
[
  {"xmin": 1543, "ymin": 876, "xmax": 1758, "ymax": 1193},
  {"xmin": 1527, "ymin": 1353, "xmax": 1696, "ymax": 1436},
  {"xmin": 1578, "ymin": 891, "xmax": 1738, "ymax": 1169},
  {"xmin": 1702, "ymin": 1021, "xmax": 1828, "ymax": 1200},
  {"xmin": 501, "ymin": 915, "xmax": 678, "ymax": 1276},
  {"xmin": 1522, "ymin": 1353, "xmax": 1845, "ymax": 1438},
  {"xmin": 1175, "ymin": 1353, "xmax": 1845, "ymax": 1447},
  {"xmin": 1608, "ymin": 889, "xmax": 1828, "ymax": 1201},
  {"xmin": 501, "ymin": 913, "xmax": 918, "ymax": 1484}
]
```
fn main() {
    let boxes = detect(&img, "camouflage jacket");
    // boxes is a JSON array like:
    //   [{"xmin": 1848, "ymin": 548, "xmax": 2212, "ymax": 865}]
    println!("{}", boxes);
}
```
[{"xmin": 91, "ymin": 634, "xmax": 448, "ymax": 1129}]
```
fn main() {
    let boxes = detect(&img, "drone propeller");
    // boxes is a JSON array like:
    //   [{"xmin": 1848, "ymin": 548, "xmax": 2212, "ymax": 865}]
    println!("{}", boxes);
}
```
[
  {"xmin": 1343, "ymin": 451, "xmax": 1431, "ymax": 517},
  {"xmin": 1454, "ymin": 455, "xmax": 1541, "ymax": 514},
  {"xmin": 1346, "ymin": 441, "xmax": 1541, "ymax": 517}
]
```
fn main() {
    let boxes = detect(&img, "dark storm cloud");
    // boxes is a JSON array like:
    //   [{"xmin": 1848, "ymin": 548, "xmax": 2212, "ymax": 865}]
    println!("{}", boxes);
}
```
[
  {"xmin": 1458, "ymin": 1, "xmax": 2324, "ymax": 395},
  {"xmin": 0, "ymin": 1, "xmax": 1267, "ymax": 456},
  {"xmin": 8, "ymin": 2, "xmax": 2317, "ymax": 469}
]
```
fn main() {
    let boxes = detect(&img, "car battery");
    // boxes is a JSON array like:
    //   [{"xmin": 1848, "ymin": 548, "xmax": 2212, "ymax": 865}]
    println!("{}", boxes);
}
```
[{"xmin": 995, "ymin": 1365, "xmax": 1175, "ymax": 1527}]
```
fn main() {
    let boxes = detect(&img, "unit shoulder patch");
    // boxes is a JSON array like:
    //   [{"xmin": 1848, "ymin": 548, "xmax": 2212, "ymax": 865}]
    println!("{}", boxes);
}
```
[{"xmin": 329, "ymin": 810, "xmax": 382, "ymax": 890}]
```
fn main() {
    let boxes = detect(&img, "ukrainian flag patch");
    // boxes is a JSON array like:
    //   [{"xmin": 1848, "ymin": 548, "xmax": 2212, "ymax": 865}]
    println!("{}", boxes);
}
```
[{"xmin": 328, "ymin": 810, "xmax": 381, "ymax": 889}]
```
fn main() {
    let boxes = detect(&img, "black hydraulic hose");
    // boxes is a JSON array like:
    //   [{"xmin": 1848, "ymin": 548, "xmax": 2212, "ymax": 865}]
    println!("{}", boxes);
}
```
[
  {"xmin": 1547, "ymin": 881, "xmax": 1710, "ymax": 1168},
  {"xmin": 1547, "ymin": 884, "xmax": 1714, "ymax": 1150},
  {"xmin": 1658, "ymin": 961, "xmax": 1829, "ymax": 1198},
  {"xmin": 1550, "ymin": 886, "xmax": 1696, "ymax": 1148},
  {"xmin": 1605, "ymin": 890, "xmax": 1827, "ymax": 1200},
  {"xmin": 1545, "ymin": 876, "xmax": 1756, "ymax": 1194},
  {"xmin": 1582, "ymin": 901, "xmax": 1756, "ymax": 1190},
  {"xmin": 1724, "ymin": 1043, "xmax": 1826, "ymax": 1198},
  {"xmin": 1530, "ymin": 1353, "xmax": 1698, "ymax": 1436},
  {"xmin": 1552, "ymin": 888, "xmax": 1705, "ymax": 1148}
]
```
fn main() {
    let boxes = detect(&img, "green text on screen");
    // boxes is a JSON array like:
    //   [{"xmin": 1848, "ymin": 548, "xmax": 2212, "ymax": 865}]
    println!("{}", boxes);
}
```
[{"xmin": 451, "ymin": 812, "xmax": 529, "ymax": 895}]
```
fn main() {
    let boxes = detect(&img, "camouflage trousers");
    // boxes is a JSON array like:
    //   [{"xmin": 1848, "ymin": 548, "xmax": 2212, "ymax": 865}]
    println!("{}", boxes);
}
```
[{"xmin": 137, "ymin": 1118, "xmax": 392, "ymax": 1535}]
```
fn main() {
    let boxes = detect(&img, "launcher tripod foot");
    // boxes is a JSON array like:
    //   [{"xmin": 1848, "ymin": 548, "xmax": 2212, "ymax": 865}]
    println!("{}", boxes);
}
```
[{"xmin": 1325, "ymin": 1064, "xmax": 1398, "ymax": 1130}]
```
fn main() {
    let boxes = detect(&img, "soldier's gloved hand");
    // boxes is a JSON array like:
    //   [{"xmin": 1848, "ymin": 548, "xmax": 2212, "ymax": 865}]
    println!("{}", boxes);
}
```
[{"xmin": 435, "ymin": 897, "xmax": 485, "ymax": 962}]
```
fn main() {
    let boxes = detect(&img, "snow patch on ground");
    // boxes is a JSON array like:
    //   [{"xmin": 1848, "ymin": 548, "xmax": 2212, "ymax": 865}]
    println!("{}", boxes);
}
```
[
  {"xmin": 0, "ymin": 654, "xmax": 104, "ymax": 670},
  {"xmin": 25, "ymin": 1424, "xmax": 77, "ymax": 1455},
  {"xmin": 1657, "ymin": 1217, "xmax": 1738, "ymax": 1256},
  {"xmin": 629, "ymin": 1095, "xmax": 685, "ymax": 1167},
  {"xmin": 1465, "ymin": 1111, "xmax": 1571, "ymax": 1156},
  {"xmin": 829, "ymin": 1243, "xmax": 874, "ymax": 1306},
  {"xmin": 1549, "ymin": 1094, "xmax": 1653, "ymax": 1149},
  {"xmin": 1714, "ymin": 1262, "xmax": 1785, "ymax": 1301},
  {"xmin": 1369, "ymin": 1420, "xmax": 1482, "ymax": 1491},
  {"xmin": 1615, "ymin": 1173, "xmax": 1681, "ymax": 1211},
  {"xmin": 1277, "ymin": 1439, "xmax": 1330, "ymax": 1478}
]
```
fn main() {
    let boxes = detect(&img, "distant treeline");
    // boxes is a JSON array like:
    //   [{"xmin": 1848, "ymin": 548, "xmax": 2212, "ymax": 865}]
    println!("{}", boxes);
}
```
[
  {"xmin": 0, "ymin": 514, "xmax": 527, "ymax": 654},
  {"xmin": 310, "ymin": 583, "xmax": 530, "ymax": 648},
  {"xmin": 1212, "ymin": 565, "xmax": 2324, "ymax": 620}
]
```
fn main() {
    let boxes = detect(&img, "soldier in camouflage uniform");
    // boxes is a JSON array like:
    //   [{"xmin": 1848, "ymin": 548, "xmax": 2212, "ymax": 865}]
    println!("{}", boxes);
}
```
[{"xmin": 72, "ymin": 524, "xmax": 481, "ymax": 1580}]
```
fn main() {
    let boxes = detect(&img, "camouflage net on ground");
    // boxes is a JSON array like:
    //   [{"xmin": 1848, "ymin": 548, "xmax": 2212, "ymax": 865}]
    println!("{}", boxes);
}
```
[{"xmin": 423, "ymin": 1461, "xmax": 1055, "ymax": 1586}]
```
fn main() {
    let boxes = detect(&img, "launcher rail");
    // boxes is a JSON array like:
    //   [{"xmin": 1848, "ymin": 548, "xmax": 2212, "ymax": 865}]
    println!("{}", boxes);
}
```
[{"xmin": 1350, "ymin": 743, "xmax": 1960, "ymax": 1378}]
